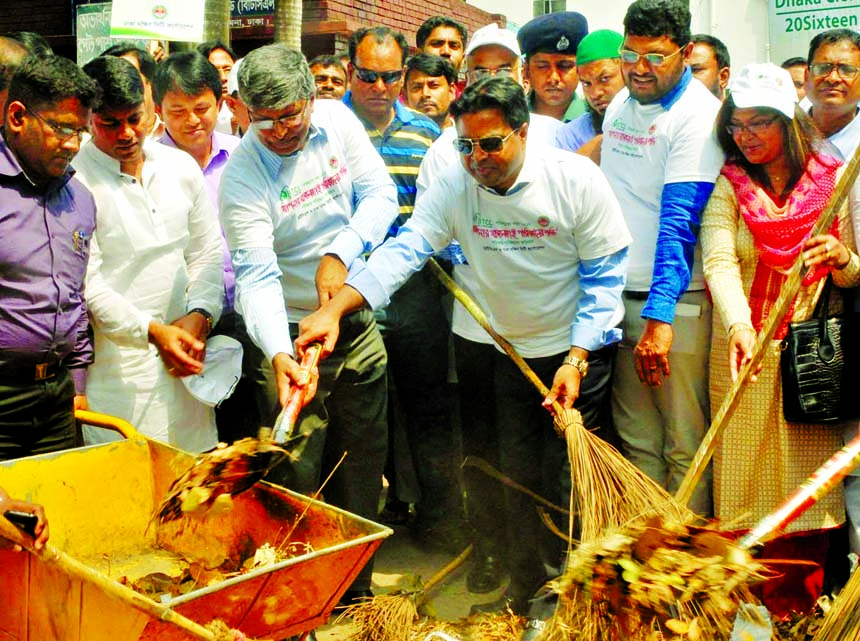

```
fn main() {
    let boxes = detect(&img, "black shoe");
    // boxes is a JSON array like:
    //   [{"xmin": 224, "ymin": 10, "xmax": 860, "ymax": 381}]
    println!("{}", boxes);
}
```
[
  {"xmin": 334, "ymin": 588, "xmax": 374, "ymax": 613},
  {"xmin": 378, "ymin": 498, "xmax": 412, "ymax": 526},
  {"xmin": 410, "ymin": 520, "xmax": 471, "ymax": 556},
  {"xmin": 467, "ymin": 554, "xmax": 505, "ymax": 594},
  {"xmin": 520, "ymin": 618, "xmax": 547, "ymax": 640},
  {"xmin": 470, "ymin": 594, "xmax": 528, "ymax": 617}
]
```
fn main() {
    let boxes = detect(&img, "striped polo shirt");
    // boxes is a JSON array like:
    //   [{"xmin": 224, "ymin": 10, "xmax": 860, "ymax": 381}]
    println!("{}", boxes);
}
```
[{"xmin": 343, "ymin": 93, "xmax": 440, "ymax": 236}]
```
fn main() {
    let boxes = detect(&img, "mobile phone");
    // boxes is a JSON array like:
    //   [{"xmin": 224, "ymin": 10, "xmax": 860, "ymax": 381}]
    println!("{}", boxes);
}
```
[{"xmin": 4, "ymin": 510, "xmax": 38, "ymax": 538}]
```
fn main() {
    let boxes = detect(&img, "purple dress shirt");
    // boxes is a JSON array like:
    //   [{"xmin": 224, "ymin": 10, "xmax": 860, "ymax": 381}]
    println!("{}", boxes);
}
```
[
  {"xmin": 0, "ymin": 134, "xmax": 96, "ymax": 393},
  {"xmin": 160, "ymin": 130, "xmax": 240, "ymax": 312}
]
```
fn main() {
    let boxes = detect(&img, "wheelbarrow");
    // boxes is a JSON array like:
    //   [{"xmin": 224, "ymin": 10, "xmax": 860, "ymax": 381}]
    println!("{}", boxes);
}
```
[{"xmin": 0, "ymin": 411, "xmax": 392, "ymax": 641}]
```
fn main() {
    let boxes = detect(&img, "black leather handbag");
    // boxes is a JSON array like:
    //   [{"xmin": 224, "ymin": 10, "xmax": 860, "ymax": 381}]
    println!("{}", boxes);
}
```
[{"xmin": 781, "ymin": 275, "xmax": 860, "ymax": 423}]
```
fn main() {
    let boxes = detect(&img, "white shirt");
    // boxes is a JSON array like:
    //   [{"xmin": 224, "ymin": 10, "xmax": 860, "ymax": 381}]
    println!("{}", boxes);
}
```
[
  {"xmin": 829, "ymin": 108, "xmax": 860, "ymax": 162},
  {"xmin": 358, "ymin": 143, "xmax": 631, "ymax": 358},
  {"xmin": 74, "ymin": 139, "xmax": 224, "ymax": 452},
  {"xmin": 416, "ymin": 112, "xmax": 562, "ymax": 344},
  {"xmin": 219, "ymin": 99, "xmax": 398, "ymax": 361}
]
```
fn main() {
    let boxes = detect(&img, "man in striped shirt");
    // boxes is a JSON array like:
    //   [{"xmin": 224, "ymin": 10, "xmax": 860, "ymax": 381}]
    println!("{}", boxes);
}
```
[{"xmin": 343, "ymin": 26, "xmax": 465, "ymax": 550}]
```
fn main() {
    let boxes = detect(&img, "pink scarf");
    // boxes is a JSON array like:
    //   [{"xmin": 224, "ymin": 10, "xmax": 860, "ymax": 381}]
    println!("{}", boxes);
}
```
[{"xmin": 720, "ymin": 153, "xmax": 841, "ymax": 339}]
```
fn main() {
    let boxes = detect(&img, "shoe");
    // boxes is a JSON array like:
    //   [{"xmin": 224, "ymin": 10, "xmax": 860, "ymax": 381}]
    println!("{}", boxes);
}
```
[
  {"xmin": 469, "ymin": 594, "xmax": 528, "ymax": 617},
  {"xmin": 378, "ymin": 498, "xmax": 412, "ymax": 526},
  {"xmin": 467, "ymin": 554, "xmax": 505, "ymax": 593},
  {"xmin": 520, "ymin": 618, "xmax": 547, "ymax": 640},
  {"xmin": 334, "ymin": 588, "xmax": 374, "ymax": 613},
  {"xmin": 410, "ymin": 519, "xmax": 471, "ymax": 555}
]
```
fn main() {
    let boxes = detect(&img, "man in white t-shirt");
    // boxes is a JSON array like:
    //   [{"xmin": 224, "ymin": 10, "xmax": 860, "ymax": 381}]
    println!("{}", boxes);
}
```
[
  {"xmin": 219, "ymin": 44, "xmax": 398, "ymax": 608},
  {"xmin": 600, "ymin": 0, "xmax": 724, "ymax": 516},
  {"xmin": 298, "ymin": 77, "xmax": 631, "ymax": 620}
]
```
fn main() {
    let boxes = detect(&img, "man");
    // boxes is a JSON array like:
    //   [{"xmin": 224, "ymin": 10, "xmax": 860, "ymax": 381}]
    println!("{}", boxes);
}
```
[
  {"xmin": 197, "ymin": 40, "xmax": 237, "ymax": 135},
  {"xmin": 415, "ymin": 21, "xmax": 565, "ymax": 597},
  {"xmin": 76, "ymin": 56, "xmax": 224, "ymax": 453},
  {"xmin": 344, "ymin": 27, "xmax": 464, "ymax": 549},
  {"xmin": 556, "ymin": 29, "xmax": 625, "ymax": 154},
  {"xmin": 518, "ymin": 12, "xmax": 589, "ymax": 122},
  {"xmin": 805, "ymin": 29, "xmax": 860, "ymax": 162},
  {"xmin": 689, "ymin": 34, "xmax": 731, "ymax": 100},
  {"xmin": 299, "ymin": 77, "xmax": 631, "ymax": 622},
  {"xmin": 0, "ymin": 36, "xmax": 27, "ymax": 112},
  {"xmin": 0, "ymin": 55, "xmax": 98, "ymax": 460},
  {"xmin": 308, "ymin": 54, "xmax": 347, "ymax": 100},
  {"xmin": 153, "ymin": 51, "xmax": 276, "ymax": 443},
  {"xmin": 403, "ymin": 53, "xmax": 456, "ymax": 128},
  {"xmin": 102, "ymin": 42, "xmax": 161, "ymax": 137},
  {"xmin": 782, "ymin": 56, "xmax": 809, "ymax": 100},
  {"xmin": 417, "ymin": 15, "xmax": 467, "ymax": 75},
  {"xmin": 601, "ymin": 0, "xmax": 724, "ymax": 516},
  {"xmin": 219, "ymin": 44, "xmax": 397, "ymax": 607},
  {"xmin": 225, "ymin": 58, "xmax": 250, "ymax": 136}
]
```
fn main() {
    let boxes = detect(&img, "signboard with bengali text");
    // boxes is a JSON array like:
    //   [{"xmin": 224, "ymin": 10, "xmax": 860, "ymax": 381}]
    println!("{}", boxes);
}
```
[
  {"xmin": 230, "ymin": 0, "xmax": 275, "ymax": 30},
  {"xmin": 768, "ymin": 0, "xmax": 859, "ymax": 64},
  {"xmin": 76, "ymin": 3, "xmax": 148, "ymax": 65},
  {"xmin": 110, "ymin": 0, "xmax": 205, "ymax": 42}
]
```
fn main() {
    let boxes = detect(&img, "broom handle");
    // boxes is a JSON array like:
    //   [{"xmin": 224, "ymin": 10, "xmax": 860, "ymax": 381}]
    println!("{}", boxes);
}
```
[
  {"xmin": 272, "ymin": 343, "xmax": 322, "ymax": 443},
  {"xmin": 426, "ymin": 259, "xmax": 562, "ymax": 417},
  {"xmin": 740, "ymin": 431, "xmax": 860, "ymax": 549},
  {"xmin": 0, "ymin": 516, "xmax": 221, "ymax": 641},
  {"xmin": 675, "ymin": 143, "xmax": 860, "ymax": 507}
]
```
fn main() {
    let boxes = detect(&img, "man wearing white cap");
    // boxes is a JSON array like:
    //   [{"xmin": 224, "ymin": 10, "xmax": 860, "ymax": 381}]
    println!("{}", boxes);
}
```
[{"xmin": 224, "ymin": 58, "xmax": 249, "ymax": 136}]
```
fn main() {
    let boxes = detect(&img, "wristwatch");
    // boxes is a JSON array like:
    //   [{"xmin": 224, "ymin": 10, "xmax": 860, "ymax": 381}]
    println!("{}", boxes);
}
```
[
  {"xmin": 562, "ymin": 354, "xmax": 589, "ymax": 378},
  {"xmin": 189, "ymin": 308, "xmax": 213, "ymax": 335}
]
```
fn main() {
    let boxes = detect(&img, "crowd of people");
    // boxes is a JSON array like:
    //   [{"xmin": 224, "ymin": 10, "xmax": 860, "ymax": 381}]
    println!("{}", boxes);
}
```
[{"xmin": 1, "ymin": 1, "xmax": 859, "ymax": 637}]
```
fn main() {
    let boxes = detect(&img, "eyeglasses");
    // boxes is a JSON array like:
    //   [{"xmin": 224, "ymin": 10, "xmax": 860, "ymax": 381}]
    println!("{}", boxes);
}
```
[
  {"xmin": 810, "ymin": 62, "xmax": 859, "ymax": 80},
  {"xmin": 454, "ymin": 127, "xmax": 520, "ymax": 155},
  {"xmin": 353, "ymin": 67, "xmax": 403, "ymax": 85},
  {"xmin": 726, "ymin": 115, "xmax": 780, "ymax": 137},
  {"xmin": 468, "ymin": 66, "xmax": 515, "ymax": 81},
  {"xmin": 249, "ymin": 101, "xmax": 308, "ymax": 131},
  {"xmin": 618, "ymin": 46, "xmax": 684, "ymax": 67},
  {"xmin": 27, "ymin": 108, "xmax": 88, "ymax": 142}
]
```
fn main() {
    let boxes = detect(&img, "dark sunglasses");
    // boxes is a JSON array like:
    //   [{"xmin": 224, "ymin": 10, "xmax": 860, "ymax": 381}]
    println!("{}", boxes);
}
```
[
  {"xmin": 354, "ymin": 67, "xmax": 403, "ymax": 85},
  {"xmin": 453, "ymin": 127, "xmax": 520, "ymax": 155}
]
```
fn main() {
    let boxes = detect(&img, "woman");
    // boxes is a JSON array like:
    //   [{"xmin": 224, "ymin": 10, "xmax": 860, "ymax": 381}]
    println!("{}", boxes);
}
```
[{"xmin": 701, "ymin": 63, "xmax": 859, "ymax": 603}]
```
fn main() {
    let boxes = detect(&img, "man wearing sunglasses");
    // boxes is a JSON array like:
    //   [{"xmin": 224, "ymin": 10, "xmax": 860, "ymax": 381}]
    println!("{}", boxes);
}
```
[
  {"xmin": 219, "ymin": 44, "xmax": 397, "ymax": 610},
  {"xmin": 0, "ymin": 55, "xmax": 98, "ymax": 459},
  {"xmin": 298, "ymin": 77, "xmax": 631, "ymax": 627},
  {"xmin": 806, "ymin": 29, "xmax": 860, "ymax": 163},
  {"xmin": 600, "ymin": 0, "xmax": 724, "ymax": 516}
]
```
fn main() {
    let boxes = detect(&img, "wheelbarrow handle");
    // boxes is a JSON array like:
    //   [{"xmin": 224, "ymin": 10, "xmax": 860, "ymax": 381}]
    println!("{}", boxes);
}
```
[
  {"xmin": 75, "ymin": 409, "xmax": 141, "ymax": 440},
  {"xmin": 272, "ymin": 343, "xmax": 323, "ymax": 443},
  {"xmin": 740, "ymin": 430, "xmax": 860, "ymax": 550}
]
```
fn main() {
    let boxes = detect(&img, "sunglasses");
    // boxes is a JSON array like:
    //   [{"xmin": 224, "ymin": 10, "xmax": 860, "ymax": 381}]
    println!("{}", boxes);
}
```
[
  {"xmin": 27, "ymin": 108, "xmax": 88, "ymax": 142},
  {"xmin": 618, "ymin": 46, "xmax": 684, "ymax": 67},
  {"xmin": 810, "ymin": 62, "xmax": 859, "ymax": 80},
  {"xmin": 353, "ymin": 67, "xmax": 403, "ymax": 85},
  {"xmin": 453, "ymin": 127, "xmax": 520, "ymax": 155}
]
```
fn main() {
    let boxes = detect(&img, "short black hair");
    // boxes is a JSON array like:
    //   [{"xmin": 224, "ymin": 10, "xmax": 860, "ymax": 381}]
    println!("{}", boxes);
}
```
[
  {"xmin": 623, "ymin": 0, "xmax": 691, "ymax": 49},
  {"xmin": 807, "ymin": 29, "xmax": 860, "ymax": 66},
  {"xmin": 349, "ymin": 27, "xmax": 409, "ymax": 66},
  {"xmin": 153, "ymin": 51, "xmax": 222, "ymax": 104},
  {"xmin": 781, "ymin": 56, "xmax": 807, "ymax": 69},
  {"xmin": 101, "ymin": 42, "xmax": 157, "ymax": 81},
  {"xmin": 308, "ymin": 54, "xmax": 346, "ymax": 72},
  {"xmin": 416, "ymin": 16, "xmax": 468, "ymax": 50},
  {"xmin": 449, "ymin": 76, "xmax": 529, "ymax": 131},
  {"xmin": 82, "ymin": 55, "xmax": 144, "ymax": 113},
  {"xmin": 691, "ymin": 34, "xmax": 730, "ymax": 69},
  {"xmin": 7, "ymin": 54, "xmax": 99, "ymax": 112},
  {"xmin": 6, "ymin": 31, "xmax": 52, "ymax": 58},
  {"xmin": 197, "ymin": 40, "xmax": 237, "ymax": 63},
  {"xmin": 405, "ymin": 53, "xmax": 456, "ymax": 86}
]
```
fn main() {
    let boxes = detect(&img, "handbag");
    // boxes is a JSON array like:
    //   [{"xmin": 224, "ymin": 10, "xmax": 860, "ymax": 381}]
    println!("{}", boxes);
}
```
[{"xmin": 780, "ymin": 275, "xmax": 860, "ymax": 423}]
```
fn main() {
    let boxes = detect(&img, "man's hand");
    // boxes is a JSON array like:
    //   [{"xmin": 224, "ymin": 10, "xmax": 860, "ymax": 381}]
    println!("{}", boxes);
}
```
[
  {"xmin": 0, "ymin": 490, "xmax": 49, "ymax": 551},
  {"xmin": 543, "ymin": 365, "xmax": 582, "ymax": 414},
  {"xmin": 297, "ymin": 306, "xmax": 343, "ymax": 358},
  {"xmin": 73, "ymin": 395, "xmax": 88, "ymax": 412},
  {"xmin": 148, "ymin": 321, "xmax": 205, "ymax": 378},
  {"xmin": 634, "ymin": 319, "xmax": 673, "ymax": 387},
  {"xmin": 171, "ymin": 312, "xmax": 210, "ymax": 361},
  {"xmin": 315, "ymin": 254, "xmax": 348, "ymax": 306},
  {"xmin": 272, "ymin": 352, "xmax": 319, "ymax": 409}
]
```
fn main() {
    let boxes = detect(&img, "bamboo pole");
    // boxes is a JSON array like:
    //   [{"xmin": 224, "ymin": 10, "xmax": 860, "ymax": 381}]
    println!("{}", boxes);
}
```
[{"xmin": 675, "ymin": 143, "xmax": 860, "ymax": 506}]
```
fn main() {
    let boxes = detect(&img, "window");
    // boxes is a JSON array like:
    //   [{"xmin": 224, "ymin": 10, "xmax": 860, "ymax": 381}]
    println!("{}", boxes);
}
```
[{"xmin": 533, "ymin": 0, "xmax": 566, "ymax": 15}]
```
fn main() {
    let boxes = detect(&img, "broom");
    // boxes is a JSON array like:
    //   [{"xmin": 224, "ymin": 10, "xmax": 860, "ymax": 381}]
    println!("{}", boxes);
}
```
[
  {"xmin": 426, "ymin": 259, "xmax": 693, "ymax": 543},
  {"xmin": 812, "ymin": 557, "xmax": 860, "ymax": 641}
]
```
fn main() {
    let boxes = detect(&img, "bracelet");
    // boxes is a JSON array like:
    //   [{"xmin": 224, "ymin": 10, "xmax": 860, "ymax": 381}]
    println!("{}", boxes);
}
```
[
  {"xmin": 189, "ymin": 308, "xmax": 213, "ymax": 335},
  {"xmin": 727, "ymin": 323, "xmax": 754, "ymax": 340}
]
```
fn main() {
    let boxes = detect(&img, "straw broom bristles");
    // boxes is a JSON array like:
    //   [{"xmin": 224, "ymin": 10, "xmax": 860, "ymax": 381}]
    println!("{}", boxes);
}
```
[{"xmin": 812, "ymin": 567, "xmax": 860, "ymax": 641}]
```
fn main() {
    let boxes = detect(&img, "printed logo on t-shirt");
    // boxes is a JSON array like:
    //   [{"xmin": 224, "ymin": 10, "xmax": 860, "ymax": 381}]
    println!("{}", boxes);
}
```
[
  {"xmin": 278, "ymin": 163, "xmax": 348, "ymax": 216},
  {"xmin": 605, "ymin": 117, "xmax": 657, "ymax": 159},
  {"xmin": 471, "ymin": 211, "xmax": 558, "ymax": 253}
]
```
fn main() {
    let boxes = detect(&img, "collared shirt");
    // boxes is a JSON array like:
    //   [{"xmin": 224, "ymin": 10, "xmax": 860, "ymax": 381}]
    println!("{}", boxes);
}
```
[
  {"xmin": 220, "ymin": 99, "xmax": 398, "ymax": 360},
  {"xmin": 352, "ymin": 142, "xmax": 632, "ymax": 358},
  {"xmin": 343, "ymin": 92, "xmax": 440, "ymax": 233},
  {"xmin": 528, "ymin": 90, "xmax": 588, "ymax": 122},
  {"xmin": 160, "ymin": 129, "xmax": 240, "ymax": 312},
  {"xmin": 828, "ymin": 107, "xmax": 860, "ymax": 162},
  {"xmin": 601, "ymin": 68, "xmax": 724, "ymax": 324},
  {"xmin": 0, "ymin": 133, "xmax": 95, "ymax": 393},
  {"xmin": 555, "ymin": 111, "xmax": 598, "ymax": 152}
]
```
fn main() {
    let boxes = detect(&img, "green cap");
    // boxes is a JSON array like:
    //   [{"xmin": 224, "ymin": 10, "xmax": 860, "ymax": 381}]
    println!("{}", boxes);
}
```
[{"xmin": 575, "ymin": 29, "xmax": 624, "ymax": 66}]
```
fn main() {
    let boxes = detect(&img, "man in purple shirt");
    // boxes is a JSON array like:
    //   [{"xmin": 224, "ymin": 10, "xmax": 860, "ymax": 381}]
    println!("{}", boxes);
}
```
[
  {"xmin": 0, "ymin": 55, "xmax": 99, "ymax": 460},
  {"xmin": 153, "ymin": 51, "xmax": 277, "ymax": 442}
]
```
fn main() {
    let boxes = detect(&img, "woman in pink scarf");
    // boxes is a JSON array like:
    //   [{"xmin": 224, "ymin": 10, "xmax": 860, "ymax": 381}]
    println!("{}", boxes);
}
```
[{"xmin": 701, "ymin": 63, "xmax": 860, "ymax": 613}]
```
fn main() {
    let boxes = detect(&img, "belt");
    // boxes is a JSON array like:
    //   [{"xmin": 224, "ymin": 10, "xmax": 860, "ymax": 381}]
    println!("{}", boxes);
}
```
[
  {"xmin": 622, "ymin": 290, "xmax": 650, "ymax": 301},
  {"xmin": 0, "ymin": 359, "xmax": 64, "ymax": 385}
]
